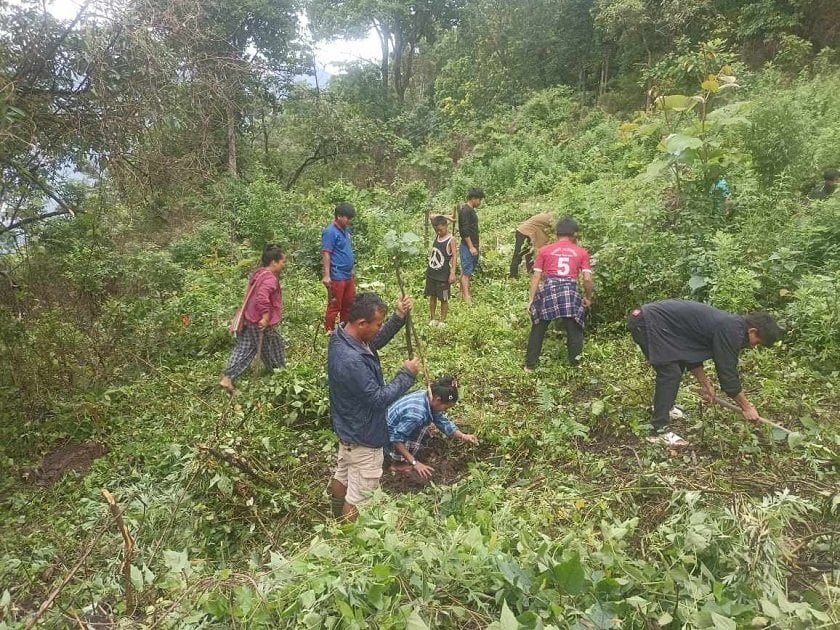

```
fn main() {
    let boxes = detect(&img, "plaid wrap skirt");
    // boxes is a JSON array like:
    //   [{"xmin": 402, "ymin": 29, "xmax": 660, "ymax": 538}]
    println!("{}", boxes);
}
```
[{"xmin": 529, "ymin": 277, "xmax": 585, "ymax": 326}]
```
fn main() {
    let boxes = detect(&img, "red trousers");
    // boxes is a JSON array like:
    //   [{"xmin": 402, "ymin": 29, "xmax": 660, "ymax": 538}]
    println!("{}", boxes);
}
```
[{"xmin": 325, "ymin": 278, "xmax": 356, "ymax": 331}]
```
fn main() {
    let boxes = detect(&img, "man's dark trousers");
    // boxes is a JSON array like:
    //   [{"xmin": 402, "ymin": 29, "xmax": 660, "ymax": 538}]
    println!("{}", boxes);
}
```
[
  {"xmin": 627, "ymin": 312, "xmax": 683, "ymax": 431},
  {"xmin": 509, "ymin": 231, "xmax": 534, "ymax": 278},
  {"xmin": 525, "ymin": 317, "xmax": 584, "ymax": 368}
]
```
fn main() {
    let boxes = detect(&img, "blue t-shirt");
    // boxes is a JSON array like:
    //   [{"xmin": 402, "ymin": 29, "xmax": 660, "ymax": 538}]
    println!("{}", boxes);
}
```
[{"xmin": 321, "ymin": 222, "xmax": 354, "ymax": 280}]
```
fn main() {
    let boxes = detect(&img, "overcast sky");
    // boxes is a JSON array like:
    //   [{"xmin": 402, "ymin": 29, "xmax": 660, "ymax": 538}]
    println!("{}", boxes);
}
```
[{"xmin": 47, "ymin": 0, "xmax": 381, "ymax": 74}]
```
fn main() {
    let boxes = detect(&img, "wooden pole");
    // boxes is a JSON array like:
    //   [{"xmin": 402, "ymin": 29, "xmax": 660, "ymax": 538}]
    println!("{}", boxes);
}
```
[
  {"xmin": 101, "ymin": 489, "xmax": 136, "ymax": 613},
  {"xmin": 696, "ymin": 392, "xmax": 792, "ymax": 433},
  {"xmin": 394, "ymin": 261, "xmax": 430, "ymax": 388}
]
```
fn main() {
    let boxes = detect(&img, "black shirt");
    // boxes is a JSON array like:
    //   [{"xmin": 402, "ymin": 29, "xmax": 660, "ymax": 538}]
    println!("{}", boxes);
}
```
[
  {"xmin": 458, "ymin": 203, "xmax": 479, "ymax": 250},
  {"xmin": 641, "ymin": 299, "xmax": 748, "ymax": 396}
]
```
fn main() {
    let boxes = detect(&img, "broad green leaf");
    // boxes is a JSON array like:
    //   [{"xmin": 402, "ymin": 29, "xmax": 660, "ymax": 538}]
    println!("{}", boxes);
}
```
[
  {"xmin": 689, "ymin": 275, "xmax": 708, "ymax": 292},
  {"xmin": 406, "ymin": 608, "xmax": 431, "ymax": 630},
  {"xmin": 552, "ymin": 553, "xmax": 586, "ymax": 595},
  {"xmin": 710, "ymin": 611, "xmax": 737, "ymax": 630},
  {"xmin": 786, "ymin": 431, "xmax": 804, "ymax": 448},
  {"xmin": 163, "ymin": 549, "xmax": 190, "ymax": 576},
  {"xmin": 585, "ymin": 602, "xmax": 617, "ymax": 629},
  {"xmin": 591, "ymin": 400, "xmax": 605, "ymax": 416},
  {"xmin": 498, "ymin": 600, "xmax": 519, "ymax": 630},
  {"xmin": 657, "ymin": 95, "xmax": 697, "ymax": 112},
  {"xmin": 657, "ymin": 612, "xmax": 673, "ymax": 625},
  {"xmin": 664, "ymin": 133, "xmax": 703, "ymax": 155},
  {"xmin": 643, "ymin": 158, "xmax": 672, "ymax": 180},
  {"xmin": 760, "ymin": 598, "xmax": 781, "ymax": 618},
  {"xmin": 130, "ymin": 564, "xmax": 144, "ymax": 590}
]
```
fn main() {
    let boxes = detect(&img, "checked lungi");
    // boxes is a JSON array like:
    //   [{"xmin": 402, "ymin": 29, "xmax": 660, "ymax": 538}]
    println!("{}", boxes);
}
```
[
  {"xmin": 529, "ymin": 277, "xmax": 585, "ymax": 325},
  {"xmin": 223, "ymin": 323, "xmax": 286, "ymax": 379},
  {"xmin": 386, "ymin": 425, "xmax": 432, "ymax": 462}
]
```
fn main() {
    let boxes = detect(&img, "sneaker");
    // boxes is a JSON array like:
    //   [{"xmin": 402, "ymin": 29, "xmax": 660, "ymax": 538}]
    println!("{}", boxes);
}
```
[
  {"xmin": 646, "ymin": 431, "xmax": 689, "ymax": 446},
  {"xmin": 669, "ymin": 406, "xmax": 686, "ymax": 420}
]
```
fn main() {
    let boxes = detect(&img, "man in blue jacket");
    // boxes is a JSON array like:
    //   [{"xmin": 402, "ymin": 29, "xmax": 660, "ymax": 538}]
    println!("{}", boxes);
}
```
[
  {"xmin": 328, "ymin": 292, "xmax": 420, "ymax": 521},
  {"xmin": 628, "ymin": 299, "xmax": 781, "ymax": 442}
]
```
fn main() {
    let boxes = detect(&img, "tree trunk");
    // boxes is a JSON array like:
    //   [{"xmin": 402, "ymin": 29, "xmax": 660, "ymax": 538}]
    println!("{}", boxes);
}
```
[
  {"xmin": 226, "ymin": 103, "xmax": 238, "ymax": 177},
  {"xmin": 373, "ymin": 21, "xmax": 390, "ymax": 100},
  {"xmin": 393, "ymin": 29, "xmax": 404, "ymax": 103}
]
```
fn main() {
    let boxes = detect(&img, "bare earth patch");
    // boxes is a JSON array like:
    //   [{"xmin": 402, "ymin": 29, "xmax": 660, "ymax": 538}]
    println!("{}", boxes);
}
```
[{"xmin": 25, "ymin": 442, "xmax": 107, "ymax": 485}]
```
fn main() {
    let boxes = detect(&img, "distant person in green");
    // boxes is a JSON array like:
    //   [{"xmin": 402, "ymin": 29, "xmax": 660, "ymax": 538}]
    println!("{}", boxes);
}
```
[
  {"xmin": 458, "ymin": 188, "xmax": 484, "ymax": 303},
  {"xmin": 509, "ymin": 212, "xmax": 555, "ymax": 278},
  {"xmin": 425, "ymin": 214, "xmax": 457, "ymax": 324},
  {"xmin": 710, "ymin": 177, "xmax": 733, "ymax": 216},
  {"xmin": 809, "ymin": 168, "xmax": 840, "ymax": 200}
]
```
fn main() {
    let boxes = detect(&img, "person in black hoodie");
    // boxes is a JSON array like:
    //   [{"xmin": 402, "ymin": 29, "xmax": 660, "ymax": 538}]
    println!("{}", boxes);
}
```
[{"xmin": 627, "ymin": 299, "xmax": 781, "ymax": 437}]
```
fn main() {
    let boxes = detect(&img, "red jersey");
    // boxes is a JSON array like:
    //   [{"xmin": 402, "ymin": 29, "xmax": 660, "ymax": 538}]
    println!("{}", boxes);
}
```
[{"xmin": 533, "ymin": 240, "xmax": 591, "ymax": 279}]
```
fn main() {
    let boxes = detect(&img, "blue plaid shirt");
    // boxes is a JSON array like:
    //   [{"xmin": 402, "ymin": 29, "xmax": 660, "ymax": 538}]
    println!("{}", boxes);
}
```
[{"xmin": 387, "ymin": 390, "xmax": 458, "ymax": 444}]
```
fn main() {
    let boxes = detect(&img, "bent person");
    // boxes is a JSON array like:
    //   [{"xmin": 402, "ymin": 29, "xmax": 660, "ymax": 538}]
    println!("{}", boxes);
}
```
[
  {"xmin": 510, "ymin": 212, "xmax": 554, "ymax": 278},
  {"xmin": 525, "ymin": 217, "xmax": 593, "ymax": 370},
  {"xmin": 220, "ymin": 244, "xmax": 287, "ymax": 393},
  {"xmin": 386, "ymin": 376, "xmax": 478, "ymax": 480},
  {"xmin": 627, "ymin": 299, "xmax": 782, "ymax": 440},
  {"xmin": 808, "ymin": 167, "xmax": 840, "ymax": 200},
  {"xmin": 327, "ymin": 293, "xmax": 420, "ymax": 521}
]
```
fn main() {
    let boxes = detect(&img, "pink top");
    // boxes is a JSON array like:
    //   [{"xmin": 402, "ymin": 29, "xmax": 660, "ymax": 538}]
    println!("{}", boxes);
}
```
[
  {"xmin": 533, "ymin": 240, "xmax": 592, "ymax": 279},
  {"xmin": 243, "ymin": 267, "xmax": 283, "ymax": 326}
]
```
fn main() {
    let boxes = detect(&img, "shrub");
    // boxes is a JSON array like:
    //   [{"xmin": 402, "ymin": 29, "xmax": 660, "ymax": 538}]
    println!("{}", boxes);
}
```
[
  {"xmin": 785, "ymin": 272, "xmax": 840, "ymax": 371},
  {"xmin": 170, "ymin": 224, "xmax": 236, "ymax": 269}
]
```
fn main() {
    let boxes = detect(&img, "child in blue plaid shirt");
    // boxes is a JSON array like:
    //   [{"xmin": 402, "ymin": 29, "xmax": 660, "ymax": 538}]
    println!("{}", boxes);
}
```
[{"xmin": 386, "ymin": 376, "xmax": 478, "ymax": 479}]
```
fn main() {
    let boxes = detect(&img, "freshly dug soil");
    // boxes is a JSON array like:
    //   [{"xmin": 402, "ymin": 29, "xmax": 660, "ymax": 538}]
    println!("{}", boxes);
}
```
[
  {"xmin": 381, "ymin": 433, "xmax": 488, "ymax": 494},
  {"xmin": 25, "ymin": 442, "xmax": 107, "ymax": 485}
]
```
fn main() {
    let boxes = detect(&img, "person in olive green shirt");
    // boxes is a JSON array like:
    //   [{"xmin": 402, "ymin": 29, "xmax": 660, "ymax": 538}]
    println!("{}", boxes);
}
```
[{"xmin": 510, "ymin": 212, "xmax": 555, "ymax": 278}]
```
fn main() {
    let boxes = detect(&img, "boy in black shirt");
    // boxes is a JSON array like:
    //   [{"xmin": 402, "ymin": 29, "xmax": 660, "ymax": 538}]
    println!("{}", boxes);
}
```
[
  {"xmin": 458, "ymin": 188, "xmax": 484, "ymax": 303},
  {"xmin": 425, "ymin": 215, "xmax": 457, "ymax": 323}
]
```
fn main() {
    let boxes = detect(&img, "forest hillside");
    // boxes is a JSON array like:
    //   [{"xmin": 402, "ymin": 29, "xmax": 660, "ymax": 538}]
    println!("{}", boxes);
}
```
[{"xmin": 1, "ymin": 1, "xmax": 839, "ymax": 627}]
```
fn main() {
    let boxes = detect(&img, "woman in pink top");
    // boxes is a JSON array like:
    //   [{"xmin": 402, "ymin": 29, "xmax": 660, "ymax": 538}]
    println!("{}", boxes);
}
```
[
  {"xmin": 220, "ymin": 244, "xmax": 287, "ymax": 393},
  {"xmin": 525, "ymin": 217, "xmax": 593, "ymax": 371}
]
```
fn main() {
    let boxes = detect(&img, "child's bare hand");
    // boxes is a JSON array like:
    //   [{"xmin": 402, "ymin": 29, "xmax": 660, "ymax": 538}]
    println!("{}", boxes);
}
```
[
  {"xmin": 412, "ymin": 462, "xmax": 434, "ymax": 478},
  {"xmin": 460, "ymin": 433, "xmax": 479, "ymax": 445}
]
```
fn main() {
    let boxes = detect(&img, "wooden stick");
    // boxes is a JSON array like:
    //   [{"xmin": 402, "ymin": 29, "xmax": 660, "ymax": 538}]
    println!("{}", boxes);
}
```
[
  {"xmin": 101, "ymin": 489, "xmax": 136, "ymax": 613},
  {"xmin": 24, "ymin": 521, "xmax": 110, "ymax": 630},
  {"xmin": 197, "ymin": 444, "xmax": 281, "ymax": 488},
  {"xmin": 702, "ymin": 393, "xmax": 792, "ymax": 433},
  {"xmin": 393, "ymin": 262, "xmax": 430, "ymax": 388}
]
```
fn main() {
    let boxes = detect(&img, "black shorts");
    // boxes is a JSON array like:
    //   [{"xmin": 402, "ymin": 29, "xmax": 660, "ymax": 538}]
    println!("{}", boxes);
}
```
[{"xmin": 424, "ymin": 276, "xmax": 450, "ymax": 301}]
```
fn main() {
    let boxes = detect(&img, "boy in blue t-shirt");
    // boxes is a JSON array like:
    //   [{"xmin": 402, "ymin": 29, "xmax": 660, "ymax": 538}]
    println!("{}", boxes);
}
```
[{"xmin": 321, "ymin": 202, "xmax": 356, "ymax": 331}]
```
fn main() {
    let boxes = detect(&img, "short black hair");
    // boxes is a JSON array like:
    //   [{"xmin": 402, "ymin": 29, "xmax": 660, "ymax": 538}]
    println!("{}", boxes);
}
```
[
  {"xmin": 349, "ymin": 292, "xmax": 386, "ymax": 322},
  {"xmin": 431, "ymin": 214, "xmax": 449, "ymax": 227},
  {"xmin": 430, "ymin": 375, "xmax": 459, "ymax": 403},
  {"xmin": 555, "ymin": 216, "xmax": 579, "ymax": 237},
  {"xmin": 745, "ymin": 311, "xmax": 782, "ymax": 346},
  {"xmin": 466, "ymin": 188, "xmax": 485, "ymax": 201},
  {"xmin": 335, "ymin": 202, "xmax": 356, "ymax": 219},
  {"xmin": 823, "ymin": 168, "xmax": 840, "ymax": 181},
  {"xmin": 261, "ymin": 243, "xmax": 285, "ymax": 266}
]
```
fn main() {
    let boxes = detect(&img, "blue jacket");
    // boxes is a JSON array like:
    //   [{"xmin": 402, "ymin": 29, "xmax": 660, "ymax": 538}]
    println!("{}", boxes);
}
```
[{"xmin": 327, "ymin": 314, "xmax": 416, "ymax": 447}]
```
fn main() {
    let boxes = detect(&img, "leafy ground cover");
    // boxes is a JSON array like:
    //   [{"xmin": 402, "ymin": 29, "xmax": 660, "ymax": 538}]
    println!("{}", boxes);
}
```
[
  {"xmin": 1, "ymin": 213, "xmax": 838, "ymax": 627},
  {"xmin": 2, "ymin": 64, "xmax": 840, "ymax": 629}
]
